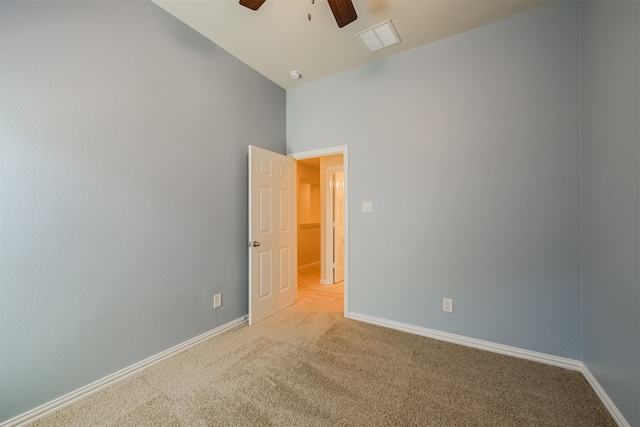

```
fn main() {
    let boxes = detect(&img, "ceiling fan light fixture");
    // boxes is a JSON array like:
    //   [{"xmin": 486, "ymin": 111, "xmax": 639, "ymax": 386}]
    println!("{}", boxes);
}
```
[{"xmin": 356, "ymin": 19, "xmax": 401, "ymax": 53}]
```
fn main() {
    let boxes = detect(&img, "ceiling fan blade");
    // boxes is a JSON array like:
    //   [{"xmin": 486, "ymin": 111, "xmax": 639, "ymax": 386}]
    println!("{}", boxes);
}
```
[
  {"xmin": 327, "ymin": 0, "xmax": 357, "ymax": 28},
  {"xmin": 239, "ymin": 0, "xmax": 267, "ymax": 11}
]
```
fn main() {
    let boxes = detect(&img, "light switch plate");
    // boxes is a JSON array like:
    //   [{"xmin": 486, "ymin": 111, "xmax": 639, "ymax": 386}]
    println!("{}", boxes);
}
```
[{"xmin": 362, "ymin": 201, "xmax": 373, "ymax": 213}]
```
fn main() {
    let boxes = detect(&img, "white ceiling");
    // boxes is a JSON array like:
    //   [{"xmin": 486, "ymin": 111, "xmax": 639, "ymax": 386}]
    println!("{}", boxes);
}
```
[{"xmin": 152, "ymin": 0, "xmax": 548, "ymax": 90}]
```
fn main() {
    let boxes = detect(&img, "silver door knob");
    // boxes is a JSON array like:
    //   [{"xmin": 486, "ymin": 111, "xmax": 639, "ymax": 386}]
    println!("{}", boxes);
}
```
[{"xmin": 252, "ymin": 241, "xmax": 260, "ymax": 247}]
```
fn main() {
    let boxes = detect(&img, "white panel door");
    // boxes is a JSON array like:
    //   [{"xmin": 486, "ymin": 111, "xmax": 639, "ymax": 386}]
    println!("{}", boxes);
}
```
[
  {"xmin": 333, "ymin": 170, "xmax": 345, "ymax": 283},
  {"xmin": 248, "ymin": 145, "xmax": 297, "ymax": 325}
]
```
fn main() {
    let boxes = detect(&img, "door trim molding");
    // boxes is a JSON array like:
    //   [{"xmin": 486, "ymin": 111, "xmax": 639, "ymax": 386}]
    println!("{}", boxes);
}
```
[{"xmin": 289, "ymin": 145, "xmax": 349, "ymax": 318}]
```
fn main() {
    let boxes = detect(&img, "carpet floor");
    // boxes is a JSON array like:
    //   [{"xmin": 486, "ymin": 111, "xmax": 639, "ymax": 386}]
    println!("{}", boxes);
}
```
[{"xmin": 31, "ymin": 267, "xmax": 615, "ymax": 426}]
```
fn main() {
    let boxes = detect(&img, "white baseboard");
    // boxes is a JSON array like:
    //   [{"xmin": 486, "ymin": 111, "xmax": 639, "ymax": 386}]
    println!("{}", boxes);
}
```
[
  {"xmin": 348, "ymin": 312, "xmax": 582, "ymax": 370},
  {"xmin": 298, "ymin": 261, "xmax": 320, "ymax": 271},
  {"xmin": 1, "ymin": 316, "xmax": 248, "ymax": 427},
  {"xmin": 4, "ymin": 312, "xmax": 630, "ymax": 427},
  {"xmin": 348, "ymin": 312, "xmax": 629, "ymax": 427},
  {"xmin": 581, "ymin": 364, "xmax": 630, "ymax": 427}
]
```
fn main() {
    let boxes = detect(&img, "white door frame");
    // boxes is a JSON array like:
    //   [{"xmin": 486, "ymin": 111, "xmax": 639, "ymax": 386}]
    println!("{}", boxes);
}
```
[{"xmin": 289, "ymin": 145, "xmax": 349, "ymax": 318}]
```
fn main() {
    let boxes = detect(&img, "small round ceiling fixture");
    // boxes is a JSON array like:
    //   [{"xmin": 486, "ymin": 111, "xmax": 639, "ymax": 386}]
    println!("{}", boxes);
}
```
[{"xmin": 289, "ymin": 70, "xmax": 302, "ymax": 80}]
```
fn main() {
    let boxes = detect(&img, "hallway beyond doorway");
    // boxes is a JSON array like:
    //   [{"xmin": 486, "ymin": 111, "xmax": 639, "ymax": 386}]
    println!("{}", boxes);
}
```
[{"xmin": 298, "ymin": 265, "xmax": 343, "ymax": 312}]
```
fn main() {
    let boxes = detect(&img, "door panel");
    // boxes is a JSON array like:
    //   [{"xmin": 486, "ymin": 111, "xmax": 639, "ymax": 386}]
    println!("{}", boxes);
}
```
[
  {"xmin": 259, "ymin": 251, "xmax": 272, "ymax": 299},
  {"xmin": 259, "ymin": 187, "xmax": 271, "ymax": 233},
  {"xmin": 249, "ymin": 146, "xmax": 296, "ymax": 325},
  {"xmin": 279, "ymin": 248, "xmax": 290, "ymax": 291},
  {"xmin": 280, "ymin": 189, "xmax": 290, "ymax": 231}
]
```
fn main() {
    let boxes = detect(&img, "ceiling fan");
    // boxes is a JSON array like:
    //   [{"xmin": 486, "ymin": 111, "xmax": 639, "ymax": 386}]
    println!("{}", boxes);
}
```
[{"xmin": 239, "ymin": 0, "xmax": 357, "ymax": 28}]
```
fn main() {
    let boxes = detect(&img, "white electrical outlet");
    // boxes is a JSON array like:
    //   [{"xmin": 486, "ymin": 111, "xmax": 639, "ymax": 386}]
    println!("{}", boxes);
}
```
[
  {"xmin": 443, "ymin": 298, "xmax": 453, "ymax": 313},
  {"xmin": 213, "ymin": 293, "xmax": 222, "ymax": 309},
  {"xmin": 362, "ymin": 201, "xmax": 373, "ymax": 213}
]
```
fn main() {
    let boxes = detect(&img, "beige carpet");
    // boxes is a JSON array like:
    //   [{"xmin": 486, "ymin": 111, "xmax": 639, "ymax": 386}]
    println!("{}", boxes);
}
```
[{"xmin": 32, "ymin": 268, "xmax": 615, "ymax": 426}]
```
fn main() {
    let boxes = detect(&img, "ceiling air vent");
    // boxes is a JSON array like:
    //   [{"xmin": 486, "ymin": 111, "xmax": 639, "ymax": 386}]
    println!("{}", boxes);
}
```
[{"xmin": 356, "ymin": 19, "xmax": 401, "ymax": 53}]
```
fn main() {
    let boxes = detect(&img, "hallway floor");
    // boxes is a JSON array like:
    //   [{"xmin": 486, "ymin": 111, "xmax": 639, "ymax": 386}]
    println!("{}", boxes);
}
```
[{"xmin": 297, "ymin": 264, "xmax": 343, "ymax": 312}]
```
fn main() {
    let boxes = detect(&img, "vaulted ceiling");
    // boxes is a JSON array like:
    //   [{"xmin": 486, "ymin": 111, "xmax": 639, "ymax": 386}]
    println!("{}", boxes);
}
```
[{"xmin": 152, "ymin": 0, "xmax": 548, "ymax": 90}]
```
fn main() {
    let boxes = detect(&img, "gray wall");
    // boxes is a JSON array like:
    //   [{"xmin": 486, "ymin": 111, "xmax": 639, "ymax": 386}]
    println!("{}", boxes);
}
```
[
  {"xmin": 3, "ymin": 0, "xmax": 638, "ymax": 424},
  {"xmin": 580, "ymin": 2, "xmax": 640, "ymax": 425},
  {"xmin": 288, "ymin": 1, "xmax": 581, "ymax": 359},
  {"xmin": 0, "ymin": 1, "xmax": 285, "ymax": 422}
]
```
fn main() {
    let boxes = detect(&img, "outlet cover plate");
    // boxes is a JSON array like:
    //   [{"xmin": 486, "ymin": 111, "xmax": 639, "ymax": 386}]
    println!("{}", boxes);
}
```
[
  {"xmin": 214, "ymin": 293, "xmax": 222, "ymax": 308},
  {"xmin": 443, "ymin": 298, "xmax": 453, "ymax": 313}
]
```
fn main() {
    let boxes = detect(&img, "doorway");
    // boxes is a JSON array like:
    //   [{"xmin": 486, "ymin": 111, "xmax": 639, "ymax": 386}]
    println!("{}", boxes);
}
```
[{"xmin": 291, "ymin": 146, "xmax": 348, "ymax": 317}]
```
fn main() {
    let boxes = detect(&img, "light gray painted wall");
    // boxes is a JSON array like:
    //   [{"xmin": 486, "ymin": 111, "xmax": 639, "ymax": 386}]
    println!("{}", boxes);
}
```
[
  {"xmin": 287, "ymin": 1, "xmax": 581, "ymax": 358},
  {"xmin": 0, "ymin": 1, "xmax": 285, "ymax": 422},
  {"xmin": 580, "ymin": 2, "xmax": 640, "ymax": 425}
]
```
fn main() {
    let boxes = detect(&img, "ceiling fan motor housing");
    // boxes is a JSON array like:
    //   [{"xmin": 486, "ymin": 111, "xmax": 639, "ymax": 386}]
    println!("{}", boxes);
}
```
[{"xmin": 239, "ymin": 0, "xmax": 357, "ymax": 28}]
